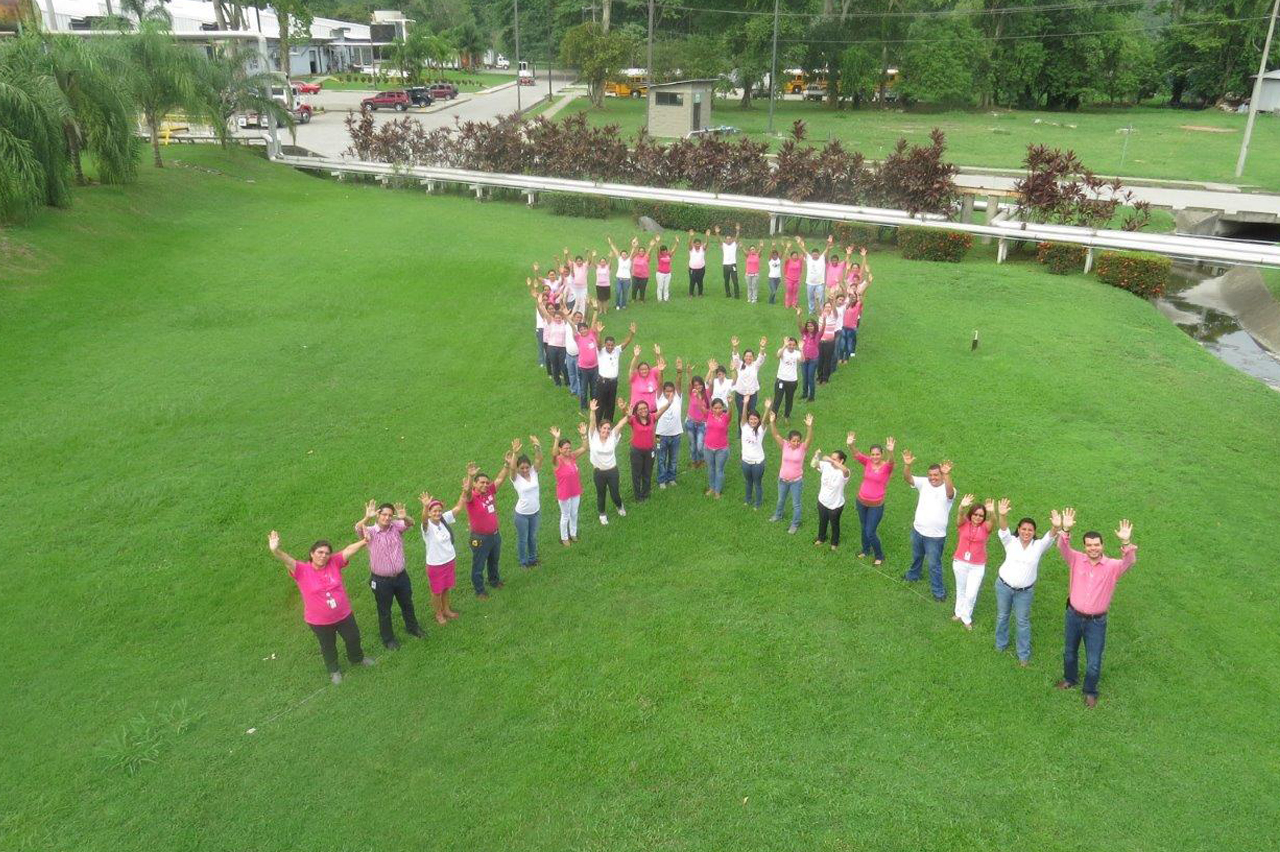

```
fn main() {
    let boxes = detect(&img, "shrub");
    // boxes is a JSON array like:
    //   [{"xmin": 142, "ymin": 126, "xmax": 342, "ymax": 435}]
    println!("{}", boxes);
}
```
[
  {"xmin": 631, "ymin": 202, "xmax": 771, "ymax": 235},
  {"xmin": 897, "ymin": 226, "xmax": 972, "ymax": 262},
  {"xmin": 832, "ymin": 223, "xmax": 881, "ymax": 247},
  {"xmin": 1036, "ymin": 241, "xmax": 1087, "ymax": 274},
  {"xmin": 546, "ymin": 192, "xmax": 613, "ymax": 219},
  {"xmin": 1095, "ymin": 250, "xmax": 1169, "ymax": 298}
]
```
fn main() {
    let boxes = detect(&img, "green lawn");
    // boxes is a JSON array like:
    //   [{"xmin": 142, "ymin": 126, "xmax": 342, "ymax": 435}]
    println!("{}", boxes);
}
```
[
  {"xmin": 532, "ymin": 97, "xmax": 1280, "ymax": 191},
  {"xmin": 311, "ymin": 69, "xmax": 512, "ymax": 91},
  {"xmin": 3, "ymin": 146, "xmax": 1278, "ymax": 852}
]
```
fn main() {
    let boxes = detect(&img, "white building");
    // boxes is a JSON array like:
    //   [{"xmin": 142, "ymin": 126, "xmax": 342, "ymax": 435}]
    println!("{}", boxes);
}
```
[
  {"xmin": 30, "ymin": 0, "xmax": 391, "ymax": 75},
  {"xmin": 1253, "ymin": 69, "xmax": 1280, "ymax": 114}
]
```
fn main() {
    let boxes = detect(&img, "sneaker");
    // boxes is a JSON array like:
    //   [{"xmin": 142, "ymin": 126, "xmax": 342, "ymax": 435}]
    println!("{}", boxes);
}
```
[
  {"xmin": 406, "ymin": 628, "xmax": 425, "ymax": 639},
  {"xmin": 617, "ymin": 506, "xmax": 627, "ymax": 517},
  {"xmin": 768, "ymin": 514, "xmax": 781, "ymax": 522},
  {"xmin": 330, "ymin": 672, "xmax": 343, "ymax": 685},
  {"xmin": 360, "ymin": 656, "xmax": 378, "ymax": 667},
  {"xmin": 659, "ymin": 482, "xmax": 667, "ymax": 490},
  {"xmin": 476, "ymin": 592, "xmax": 490, "ymax": 600},
  {"xmin": 385, "ymin": 639, "xmax": 401, "ymax": 651},
  {"xmin": 788, "ymin": 524, "xmax": 798, "ymax": 534},
  {"xmin": 600, "ymin": 514, "xmax": 609, "ymax": 525}
]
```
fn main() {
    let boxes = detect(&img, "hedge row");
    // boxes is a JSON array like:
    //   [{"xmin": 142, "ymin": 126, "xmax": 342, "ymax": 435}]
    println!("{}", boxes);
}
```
[
  {"xmin": 630, "ymin": 202, "xmax": 771, "ymax": 236},
  {"xmin": 546, "ymin": 193, "xmax": 613, "ymax": 219},
  {"xmin": 1095, "ymin": 250, "xmax": 1169, "ymax": 298},
  {"xmin": 898, "ymin": 226, "xmax": 973, "ymax": 262},
  {"xmin": 1036, "ymin": 241, "xmax": 1087, "ymax": 274}
]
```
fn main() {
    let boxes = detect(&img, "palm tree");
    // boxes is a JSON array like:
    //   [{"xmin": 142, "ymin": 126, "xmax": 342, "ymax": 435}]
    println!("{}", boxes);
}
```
[
  {"xmin": 450, "ymin": 21, "xmax": 486, "ymax": 70},
  {"xmin": 198, "ymin": 47, "xmax": 293, "ymax": 148},
  {"xmin": 120, "ymin": 20, "xmax": 205, "ymax": 168},
  {"xmin": 424, "ymin": 32, "xmax": 455, "ymax": 72},
  {"xmin": 0, "ymin": 53, "xmax": 72, "ymax": 222}
]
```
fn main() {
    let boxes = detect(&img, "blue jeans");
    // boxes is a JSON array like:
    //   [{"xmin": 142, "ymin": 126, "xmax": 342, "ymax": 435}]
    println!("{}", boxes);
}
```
[
  {"xmin": 615, "ymin": 278, "xmax": 630, "ymax": 309},
  {"xmin": 741, "ymin": 461, "xmax": 765, "ymax": 507},
  {"xmin": 772, "ymin": 478, "xmax": 803, "ymax": 526},
  {"xmin": 995, "ymin": 579, "xmax": 1035, "ymax": 662},
  {"xmin": 906, "ymin": 528, "xmax": 947, "ymax": 599},
  {"xmin": 535, "ymin": 329, "xmax": 545, "ymax": 366},
  {"xmin": 577, "ymin": 365, "xmax": 597, "ymax": 410},
  {"xmin": 838, "ymin": 327, "xmax": 856, "ymax": 360},
  {"xmin": 806, "ymin": 282, "xmax": 824, "ymax": 313},
  {"xmin": 1063, "ymin": 605, "xmax": 1108, "ymax": 697},
  {"xmin": 856, "ymin": 500, "xmax": 885, "ymax": 559},
  {"xmin": 566, "ymin": 353, "xmax": 580, "ymax": 397},
  {"xmin": 801, "ymin": 359, "xmax": 818, "ymax": 400},
  {"xmin": 768, "ymin": 276, "xmax": 780, "ymax": 303},
  {"xmin": 706, "ymin": 447, "xmax": 729, "ymax": 494},
  {"xmin": 513, "ymin": 510, "xmax": 539, "ymax": 566},
  {"xmin": 657, "ymin": 434, "xmax": 681, "ymax": 484},
  {"xmin": 470, "ymin": 532, "xmax": 501, "ymax": 594},
  {"xmin": 846, "ymin": 326, "xmax": 858, "ymax": 355},
  {"xmin": 685, "ymin": 418, "xmax": 706, "ymax": 464}
]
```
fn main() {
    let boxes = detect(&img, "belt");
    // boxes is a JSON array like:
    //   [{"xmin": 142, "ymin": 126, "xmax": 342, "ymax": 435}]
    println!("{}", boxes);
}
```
[
  {"xmin": 1067, "ymin": 603, "xmax": 1107, "ymax": 620},
  {"xmin": 998, "ymin": 577, "xmax": 1034, "ymax": 592}
]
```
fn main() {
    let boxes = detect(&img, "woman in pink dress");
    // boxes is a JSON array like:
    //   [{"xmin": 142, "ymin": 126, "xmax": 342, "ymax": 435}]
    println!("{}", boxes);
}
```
[{"xmin": 550, "ymin": 424, "xmax": 588, "ymax": 546}]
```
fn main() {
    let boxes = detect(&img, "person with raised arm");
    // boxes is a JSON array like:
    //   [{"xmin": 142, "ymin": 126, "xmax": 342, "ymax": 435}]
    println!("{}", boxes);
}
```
[
  {"xmin": 796, "ymin": 234, "xmax": 833, "ymax": 314},
  {"xmin": 462, "ymin": 453, "xmax": 511, "ymax": 600},
  {"xmin": 655, "ymin": 235, "xmax": 679, "ymax": 303},
  {"xmin": 267, "ymin": 530, "xmax": 373, "ymax": 684},
  {"xmin": 951, "ymin": 495, "xmax": 995, "ymax": 630},
  {"xmin": 744, "ymin": 240, "xmax": 762, "ymax": 303},
  {"xmin": 823, "ymin": 245, "xmax": 847, "ymax": 305},
  {"xmin": 568, "ymin": 247, "xmax": 590, "ymax": 315},
  {"xmin": 796, "ymin": 308, "xmax": 821, "ymax": 403},
  {"xmin": 684, "ymin": 370, "xmax": 711, "ymax": 470},
  {"xmin": 715, "ymin": 223, "xmax": 742, "ymax": 298},
  {"xmin": 847, "ymin": 432, "xmax": 895, "ymax": 566},
  {"xmin": 729, "ymin": 335, "xmax": 768, "ymax": 424},
  {"xmin": 419, "ymin": 487, "xmax": 466, "ymax": 625},
  {"xmin": 767, "ymin": 411, "xmax": 814, "ymax": 534},
  {"xmin": 838, "ymin": 285, "xmax": 865, "ymax": 364},
  {"xmin": 654, "ymin": 359, "xmax": 685, "ymax": 490},
  {"xmin": 1053, "ymin": 509, "xmax": 1137, "ymax": 707},
  {"xmin": 702, "ymin": 392, "xmax": 732, "ymax": 499},
  {"xmin": 628, "ymin": 343, "xmax": 666, "ymax": 416},
  {"xmin": 687, "ymin": 228, "xmax": 711, "ymax": 297},
  {"xmin": 816, "ymin": 299, "xmax": 840, "ymax": 384},
  {"xmin": 766, "ymin": 240, "xmax": 783, "ymax": 304},
  {"xmin": 354, "ymin": 499, "xmax": 422, "ymax": 651},
  {"xmin": 782, "ymin": 240, "xmax": 803, "ymax": 309},
  {"xmin": 606, "ymin": 235, "xmax": 637, "ymax": 311},
  {"xmin": 594, "ymin": 320, "xmax": 636, "ymax": 421},
  {"xmin": 550, "ymin": 424, "xmax": 589, "ymax": 545},
  {"xmin": 771, "ymin": 336, "xmax": 802, "ymax": 423},
  {"xmin": 810, "ymin": 446, "xmax": 851, "ymax": 551},
  {"xmin": 709, "ymin": 361, "xmax": 733, "ymax": 410},
  {"xmin": 507, "ymin": 436, "xmax": 544, "ymax": 570},
  {"xmin": 592, "ymin": 249, "xmax": 612, "ymax": 313},
  {"xmin": 992, "ymin": 498, "xmax": 1059, "ymax": 666},
  {"xmin": 627, "ymin": 399, "xmax": 658, "ymax": 503},
  {"xmin": 588, "ymin": 398, "xmax": 630, "ymax": 524},
  {"xmin": 532, "ymin": 280, "xmax": 571, "ymax": 388},
  {"xmin": 631, "ymin": 235, "xmax": 657, "ymax": 303},
  {"xmin": 901, "ymin": 452, "xmax": 956, "ymax": 601},
  {"xmin": 573, "ymin": 310, "xmax": 601, "ymax": 411},
  {"xmin": 740, "ymin": 402, "xmax": 769, "ymax": 510}
]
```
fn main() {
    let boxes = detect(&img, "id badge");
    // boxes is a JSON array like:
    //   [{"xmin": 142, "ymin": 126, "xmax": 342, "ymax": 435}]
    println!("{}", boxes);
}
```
[{"xmin": 963, "ymin": 551, "xmax": 971, "ymax": 562}]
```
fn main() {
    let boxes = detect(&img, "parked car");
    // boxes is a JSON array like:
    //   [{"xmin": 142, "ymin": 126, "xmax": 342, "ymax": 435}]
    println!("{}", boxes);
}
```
[
  {"xmin": 290, "ymin": 80, "xmax": 322, "ymax": 94},
  {"xmin": 404, "ymin": 86, "xmax": 435, "ymax": 107},
  {"xmin": 494, "ymin": 54, "xmax": 510, "ymax": 70},
  {"xmin": 428, "ymin": 82, "xmax": 458, "ymax": 100},
  {"xmin": 237, "ymin": 102, "xmax": 311, "ymax": 128},
  {"xmin": 361, "ymin": 90, "xmax": 411, "ymax": 111},
  {"xmin": 804, "ymin": 83, "xmax": 827, "ymax": 102}
]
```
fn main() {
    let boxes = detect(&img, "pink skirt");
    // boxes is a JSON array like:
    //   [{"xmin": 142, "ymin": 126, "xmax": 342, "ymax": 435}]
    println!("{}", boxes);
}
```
[{"xmin": 426, "ymin": 560, "xmax": 456, "ymax": 595}]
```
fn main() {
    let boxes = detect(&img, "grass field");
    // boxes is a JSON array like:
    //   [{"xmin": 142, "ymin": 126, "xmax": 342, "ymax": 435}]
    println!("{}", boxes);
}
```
[
  {"xmin": 3, "ymin": 146, "xmax": 1279, "ymax": 851},
  {"xmin": 532, "ymin": 97, "xmax": 1280, "ymax": 191}
]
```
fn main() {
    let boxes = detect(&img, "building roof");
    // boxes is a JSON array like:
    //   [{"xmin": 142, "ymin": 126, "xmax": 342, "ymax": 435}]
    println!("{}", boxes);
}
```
[
  {"xmin": 33, "ymin": 0, "xmax": 373, "ymax": 41},
  {"xmin": 648, "ymin": 79, "xmax": 720, "ymax": 89}
]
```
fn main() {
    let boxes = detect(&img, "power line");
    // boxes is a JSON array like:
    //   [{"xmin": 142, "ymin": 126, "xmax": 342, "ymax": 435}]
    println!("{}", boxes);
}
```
[{"xmin": 624, "ymin": 0, "xmax": 1154, "ymax": 21}]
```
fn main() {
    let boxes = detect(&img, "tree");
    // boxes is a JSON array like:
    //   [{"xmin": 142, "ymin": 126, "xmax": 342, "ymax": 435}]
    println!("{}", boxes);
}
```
[
  {"xmin": 560, "ymin": 22, "xmax": 635, "ymax": 108},
  {"xmin": 838, "ymin": 44, "xmax": 878, "ymax": 108},
  {"xmin": 199, "ymin": 46, "xmax": 293, "ymax": 148},
  {"xmin": 268, "ymin": 0, "xmax": 312, "ymax": 110},
  {"xmin": 898, "ymin": 15, "xmax": 987, "ymax": 108},
  {"xmin": 120, "ymin": 20, "xmax": 205, "ymax": 168},
  {"xmin": 0, "ymin": 44, "xmax": 71, "ymax": 222},
  {"xmin": 424, "ymin": 31, "xmax": 456, "ymax": 71},
  {"xmin": 725, "ymin": 12, "xmax": 796, "ymax": 108},
  {"xmin": 1160, "ymin": 0, "xmax": 1280, "ymax": 105},
  {"xmin": 450, "ymin": 20, "xmax": 486, "ymax": 69},
  {"xmin": 390, "ymin": 25, "xmax": 433, "ymax": 82}
]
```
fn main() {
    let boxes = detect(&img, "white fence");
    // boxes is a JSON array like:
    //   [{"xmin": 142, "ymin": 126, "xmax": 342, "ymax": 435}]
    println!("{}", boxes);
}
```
[{"xmin": 271, "ymin": 153, "xmax": 1280, "ymax": 269}]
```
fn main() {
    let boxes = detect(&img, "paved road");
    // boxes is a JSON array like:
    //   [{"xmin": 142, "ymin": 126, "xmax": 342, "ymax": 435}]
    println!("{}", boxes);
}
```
[{"xmin": 255, "ymin": 72, "xmax": 577, "ymax": 158}]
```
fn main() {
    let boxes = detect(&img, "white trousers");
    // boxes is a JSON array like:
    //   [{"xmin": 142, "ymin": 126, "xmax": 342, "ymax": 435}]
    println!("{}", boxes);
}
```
[
  {"xmin": 558, "ymin": 495, "xmax": 580, "ymax": 540},
  {"xmin": 656, "ymin": 271, "xmax": 672, "ymax": 301},
  {"xmin": 952, "ymin": 559, "xmax": 986, "ymax": 625}
]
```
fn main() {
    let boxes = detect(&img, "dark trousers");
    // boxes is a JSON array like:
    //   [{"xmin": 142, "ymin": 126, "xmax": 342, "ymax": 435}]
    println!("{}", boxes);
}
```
[
  {"xmin": 546, "ymin": 345, "xmax": 569, "ymax": 387},
  {"xmin": 741, "ymin": 460, "xmax": 765, "ymax": 507},
  {"xmin": 689, "ymin": 267, "xmax": 705, "ymax": 296},
  {"xmin": 594, "ymin": 467, "xmax": 623, "ymax": 513},
  {"xmin": 772, "ymin": 379, "xmax": 797, "ymax": 418},
  {"xmin": 632, "ymin": 276, "xmax": 648, "ymax": 301},
  {"xmin": 309, "ymin": 613, "xmax": 364, "ymax": 674},
  {"xmin": 630, "ymin": 446, "xmax": 654, "ymax": 501},
  {"xmin": 817, "ymin": 503, "xmax": 844, "ymax": 546},
  {"xmin": 369, "ymin": 571, "xmax": 420, "ymax": 646},
  {"xmin": 535, "ymin": 329, "xmax": 546, "ymax": 367},
  {"xmin": 1063, "ymin": 605, "xmax": 1109, "ymax": 697},
  {"xmin": 856, "ymin": 500, "xmax": 885, "ymax": 559},
  {"xmin": 723, "ymin": 264, "xmax": 739, "ymax": 297},
  {"xmin": 597, "ymin": 376, "xmax": 618, "ymax": 422},
  {"xmin": 577, "ymin": 365, "xmax": 598, "ymax": 410},
  {"xmin": 470, "ymin": 532, "xmax": 501, "ymax": 594},
  {"xmin": 818, "ymin": 339, "xmax": 837, "ymax": 383},
  {"xmin": 801, "ymin": 359, "xmax": 818, "ymax": 401}
]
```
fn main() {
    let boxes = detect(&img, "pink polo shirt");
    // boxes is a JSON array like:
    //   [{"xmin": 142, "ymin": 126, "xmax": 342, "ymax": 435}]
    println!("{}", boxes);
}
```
[
  {"xmin": 575, "ymin": 330, "xmax": 599, "ymax": 369},
  {"xmin": 784, "ymin": 257, "xmax": 803, "ymax": 283},
  {"xmin": 632, "ymin": 252, "xmax": 650, "ymax": 277},
  {"xmin": 629, "ymin": 369, "xmax": 661, "ymax": 412},
  {"xmin": 290, "ymin": 553, "xmax": 352, "ymax": 626},
  {"xmin": 704, "ymin": 409, "xmax": 730, "ymax": 450},
  {"xmin": 843, "ymin": 301, "xmax": 864, "ymax": 329},
  {"xmin": 779, "ymin": 442, "xmax": 806, "ymax": 481},
  {"xmin": 629, "ymin": 415, "xmax": 656, "ymax": 450},
  {"xmin": 657, "ymin": 251, "xmax": 672, "ymax": 274},
  {"xmin": 954, "ymin": 519, "xmax": 991, "ymax": 565},
  {"xmin": 825, "ymin": 261, "xmax": 846, "ymax": 287},
  {"xmin": 688, "ymin": 388, "xmax": 709, "ymax": 423},
  {"xmin": 1058, "ymin": 534, "xmax": 1137, "ymax": 615},
  {"xmin": 819, "ymin": 312, "xmax": 839, "ymax": 341},
  {"xmin": 595, "ymin": 264, "xmax": 610, "ymax": 286},
  {"xmin": 573, "ymin": 261, "xmax": 588, "ymax": 287},
  {"xmin": 465, "ymin": 487, "xmax": 499, "ymax": 535},
  {"xmin": 544, "ymin": 318, "xmax": 567, "ymax": 347},
  {"xmin": 745, "ymin": 250, "xmax": 760, "ymax": 275},
  {"xmin": 801, "ymin": 329, "xmax": 820, "ymax": 360},
  {"xmin": 554, "ymin": 456, "xmax": 582, "ymax": 500},
  {"xmin": 854, "ymin": 454, "xmax": 893, "ymax": 504}
]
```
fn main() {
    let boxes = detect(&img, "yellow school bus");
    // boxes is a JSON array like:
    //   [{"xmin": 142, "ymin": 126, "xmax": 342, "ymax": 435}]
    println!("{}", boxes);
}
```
[
  {"xmin": 605, "ymin": 69, "xmax": 650, "ymax": 98},
  {"xmin": 783, "ymin": 69, "xmax": 806, "ymax": 95}
]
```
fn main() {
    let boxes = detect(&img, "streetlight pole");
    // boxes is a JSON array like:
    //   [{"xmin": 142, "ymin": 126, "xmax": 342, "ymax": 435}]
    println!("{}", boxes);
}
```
[
  {"xmin": 1235, "ymin": 0, "xmax": 1280, "ymax": 178},
  {"xmin": 548, "ymin": 11, "xmax": 553, "ymax": 103},
  {"xmin": 646, "ymin": 0, "xmax": 654, "ymax": 129},
  {"xmin": 767, "ymin": 0, "xmax": 780, "ymax": 135},
  {"xmin": 514, "ymin": 0, "xmax": 522, "ymax": 113}
]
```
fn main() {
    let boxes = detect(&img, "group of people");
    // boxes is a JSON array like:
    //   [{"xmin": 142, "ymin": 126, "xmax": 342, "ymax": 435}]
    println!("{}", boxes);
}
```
[{"xmin": 268, "ymin": 233, "xmax": 1140, "ymax": 708}]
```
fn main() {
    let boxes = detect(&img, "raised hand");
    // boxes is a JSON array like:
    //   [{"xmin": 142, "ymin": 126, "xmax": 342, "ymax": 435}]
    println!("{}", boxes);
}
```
[
  {"xmin": 1116, "ymin": 519, "xmax": 1133, "ymax": 543},
  {"xmin": 577, "ymin": 422, "xmax": 588, "ymax": 436},
  {"xmin": 984, "ymin": 498, "xmax": 996, "ymax": 514},
  {"xmin": 466, "ymin": 462, "xmax": 479, "ymax": 477},
  {"xmin": 1062, "ymin": 507, "xmax": 1076, "ymax": 530},
  {"xmin": 364, "ymin": 499, "xmax": 377, "ymax": 518},
  {"xmin": 763, "ymin": 398, "xmax": 772, "ymax": 410},
  {"xmin": 885, "ymin": 436, "xmax": 896, "ymax": 453},
  {"xmin": 529, "ymin": 434, "xmax": 541, "ymax": 448},
  {"xmin": 940, "ymin": 459, "xmax": 954, "ymax": 476},
  {"xmin": 511, "ymin": 438, "xmax": 522, "ymax": 453},
  {"xmin": 731, "ymin": 336, "xmax": 739, "ymax": 349},
  {"xmin": 653, "ymin": 344, "xmax": 661, "ymax": 355},
  {"xmin": 550, "ymin": 426, "xmax": 561, "ymax": 441},
  {"xmin": 1050, "ymin": 508, "xmax": 1062, "ymax": 529},
  {"xmin": 589, "ymin": 399, "xmax": 599, "ymax": 412},
  {"xmin": 902, "ymin": 450, "xmax": 915, "ymax": 465},
  {"xmin": 795, "ymin": 307, "xmax": 802, "ymax": 317},
  {"xmin": 268, "ymin": 530, "xmax": 280, "ymax": 551},
  {"xmin": 846, "ymin": 431, "xmax": 855, "ymax": 446},
  {"xmin": 714, "ymin": 225, "xmax": 721, "ymax": 234},
  {"xmin": 629, "ymin": 322, "xmax": 637, "ymax": 334},
  {"xmin": 675, "ymin": 357, "xmax": 684, "ymax": 370},
  {"xmin": 759, "ymin": 336, "xmax": 767, "ymax": 350},
  {"xmin": 998, "ymin": 497, "xmax": 1011, "ymax": 516},
  {"xmin": 860, "ymin": 247, "xmax": 868, "ymax": 258},
  {"xmin": 394, "ymin": 502, "xmax": 407, "ymax": 518},
  {"xmin": 633, "ymin": 345, "xmax": 641, "ymax": 357},
  {"xmin": 804, "ymin": 413, "xmax": 814, "ymax": 427},
  {"xmin": 708, "ymin": 358, "xmax": 719, "ymax": 371},
  {"xmin": 960, "ymin": 493, "xmax": 974, "ymax": 508},
  {"xmin": 419, "ymin": 492, "xmax": 432, "ymax": 506},
  {"xmin": 768, "ymin": 411, "xmax": 777, "ymax": 422}
]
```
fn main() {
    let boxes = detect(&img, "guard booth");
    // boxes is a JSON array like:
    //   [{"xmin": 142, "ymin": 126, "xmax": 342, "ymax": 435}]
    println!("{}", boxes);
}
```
[{"xmin": 645, "ymin": 79, "xmax": 717, "ymax": 138}]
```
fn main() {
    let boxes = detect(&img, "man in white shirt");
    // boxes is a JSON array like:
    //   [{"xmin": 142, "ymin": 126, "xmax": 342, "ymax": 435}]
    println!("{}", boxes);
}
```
[
  {"xmin": 715, "ymin": 223, "xmax": 741, "ymax": 299},
  {"xmin": 993, "ymin": 498, "xmax": 1059, "ymax": 666},
  {"xmin": 797, "ymin": 235, "xmax": 833, "ymax": 314},
  {"xmin": 654, "ymin": 361, "xmax": 685, "ymax": 489},
  {"xmin": 564, "ymin": 310, "xmax": 582, "ymax": 400},
  {"xmin": 901, "ymin": 451, "xmax": 956, "ymax": 601},
  {"xmin": 594, "ymin": 321, "xmax": 635, "ymax": 422}
]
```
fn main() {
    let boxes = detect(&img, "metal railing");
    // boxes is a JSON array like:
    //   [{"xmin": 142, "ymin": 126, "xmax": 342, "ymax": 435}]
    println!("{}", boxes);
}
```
[{"xmin": 271, "ymin": 153, "xmax": 1280, "ymax": 269}]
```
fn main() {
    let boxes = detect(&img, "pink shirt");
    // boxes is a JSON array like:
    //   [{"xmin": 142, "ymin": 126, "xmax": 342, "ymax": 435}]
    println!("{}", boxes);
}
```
[
  {"xmin": 801, "ymin": 330, "xmax": 820, "ymax": 360},
  {"xmin": 575, "ymin": 330, "xmax": 599, "ymax": 369},
  {"xmin": 954, "ymin": 519, "xmax": 991, "ymax": 565},
  {"xmin": 843, "ymin": 301, "xmax": 864, "ymax": 329},
  {"xmin": 629, "ymin": 369, "xmax": 661, "ymax": 413},
  {"xmin": 745, "ymin": 250, "xmax": 761, "ymax": 275},
  {"xmin": 629, "ymin": 416, "xmax": 656, "ymax": 450},
  {"xmin": 784, "ymin": 257, "xmax": 803, "ymax": 283},
  {"xmin": 290, "ymin": 552, "xmax": 352, "ymax": 626},
  {"xmin": 354, "ymin": 518, "xmax": 409, "ymax": 577},
  {"xmin": 632, "ymin": 252, "xmax": 650, "ymax": 277},
  {"xmin": 573, "ymin": 261, "xmax": 588, "ymax": 287},
  {"xmin": 657, "ymin": 251, "xmax": 672, "ymax": 273},
  {"xmin": 704, "ymin": 410, "xmax": 730, "ymax": 450},
  {"xmin": 544, "ymin": 318, "xmax": 567, "ymax": 347},
  {"xmin": 1058, "ymin": 534, "xmax": 1137, "ymax": 615},
  {"xmin": 595, "ymin": 264, "xmax": 610, "ymax": 286},
  {"xmin": 554, "ymin": 456, "xmax": 582, "ymax": 500},
  {"xmin": 825, "ymin": 261, "xmax": 846, "ymax": 287},
  {"xmin": 819, "ymin": 312, "xmax": 839, "ymax": 341},
  {"xmin": 854, "ymin": 454, "xmax": 893, "ymax": 504},
  {"xmin": 779, "ymin": 442, "xmax": 806, "ymax": 481},
  {"xmin": 465, "ymin": 487, "xmax": 499, "ymax": 535},
  {"xmin": 688, "ymin": 388, "xmax": 709, "ymax": 423}
]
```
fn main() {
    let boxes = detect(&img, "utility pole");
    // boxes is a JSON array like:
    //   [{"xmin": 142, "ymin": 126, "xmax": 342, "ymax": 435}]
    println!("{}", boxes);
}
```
[
  {"xmin": 1235, "ymin": 0, "xmax": 1280, "ymax": 178},
  {"xmin": 548, "ymin": 10, "xmax": 553, "ymax": 103},
  {"xmin": 514, "ymin": 0, "xmax": 522, "ymax": 113},
  {"xmin": 767, "ymin": 0, "xmax": 780, "ymax": 135},
  {"xmin": 646, "ymin": 0, "xmax": 654, "ymax": 129}
]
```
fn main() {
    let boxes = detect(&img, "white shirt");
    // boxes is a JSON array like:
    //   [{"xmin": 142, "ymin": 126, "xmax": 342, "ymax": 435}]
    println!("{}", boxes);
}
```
[
  {"xmin": 911, "ymin": 475, "xmax": 955, "ymax": 538},
  {"xmin": 534, "ymin": 303, "xmax": 546, "ymax": 330},
  {"xmin": 688, "ymin": 245, "xmax": 705, "ymax": 269},
  {"xmin": 776, "ymin": 348, "xmax": 801, "ymax": 382},
  {"xmin": 722, "ymin": 240, "xmax": 738, "ymax": 265},
  {"xmin": 731, "ymin": 354, "xmax": 765, "ymax": 395},
  {"xmin": 996, "ymin": 529, "xmax": 1057, "ymax": 589},
  {"xmin": 597, "ymin": 346, "xmax": 621, "ymax": 379},
  {"xmin": 710, "ymin": 376, "xmax": 732, "ymax": 405},
  {"xmin": 511, "ymin": 471, "xmax": 540, "ymax": 515},
  {"xmin": 818, "ymin": 460, "xmax": 849, "ymax": 509},
  {"xmin": 768, "ymin": 257, "xmax": 782, "ymax": 277},
  {"xmin": 589, "ymin": 430, "xmax": 621, "ymax": 470},
  {"xmin": 421, "ymin": 511, "xmax": 458, "ymax": 566},
  {"xmin": 616, "ymin": 256, "xmax": 632, "ymax": 278},
  {"xmin": 656, "ymin": 393, "xmax": 683, "ymax": 436},
  {"xmin": 565, "ymin": 330, "xmax": 579, "ymax": 357},
  {"xmin": 804, "ymin": 255, "xmax": 825, "ymax": 285},
  {"xmin": 740, "ymin": 424, "xmax": 766, "ymax": 464}
]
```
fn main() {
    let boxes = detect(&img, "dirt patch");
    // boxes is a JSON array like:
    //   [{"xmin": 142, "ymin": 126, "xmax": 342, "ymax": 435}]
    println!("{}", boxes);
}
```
[{"xmin": 1180, "ymin": 125, "xmax": 1235, "ymax": 133}]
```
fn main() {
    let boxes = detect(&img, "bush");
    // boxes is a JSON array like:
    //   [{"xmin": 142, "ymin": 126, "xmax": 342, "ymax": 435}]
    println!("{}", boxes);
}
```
[
  {"xmin": 1036, "ymin": 241, "xmax": 1087, "ymax": 274},
  {"xmin": 1095, "ymin": 250, "xmax": 1169, "ymax": 298},
  {"xmin": 832, "ymin": 222, "xmax": 881, "ymax": 247},
  {"xmin": 546, "ymin": 192, "xmax": 613, "ymax": 219},
  {"xmin": 897, "ymin": 226, "xmax": 972, "ymax": 262},
  {"xmin": 631, "ymin": 202, "xmax": 771, "ymax": 235}
]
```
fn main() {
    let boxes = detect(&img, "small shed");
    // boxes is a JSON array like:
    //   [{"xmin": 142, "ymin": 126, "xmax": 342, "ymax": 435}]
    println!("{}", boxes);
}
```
[
  {"xmin": 1254, "ymin": 69, "xmax": 1280, "ymax": 113},
  {"xmin": 646, "ymin": 79, "xmax": 717, "ymax": 138}
]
